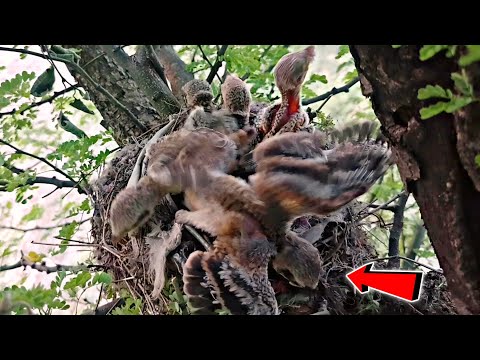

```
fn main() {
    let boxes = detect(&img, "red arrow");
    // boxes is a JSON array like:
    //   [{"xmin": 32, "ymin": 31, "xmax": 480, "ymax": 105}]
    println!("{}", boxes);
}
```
[{"xmin": 346, "ymin": 262, "xmax": 424, "ymax": 302}]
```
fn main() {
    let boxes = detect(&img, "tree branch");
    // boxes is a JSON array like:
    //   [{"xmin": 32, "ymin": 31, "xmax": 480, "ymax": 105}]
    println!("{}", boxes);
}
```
[
  {"xmin": 0, "ymin": 217, "xmax": 91, "ymax": 232},
  {"xmin": 150, "ymin": 45, "xmax": 194, "ymax": 101},
  {"xmin": 0, "ymin": 138, "xmax": 85, "ymax": 194},
  {"xmin": 0, "ymin": 85, "xmax": 78, "ymax": 118},
  {"xmin": 387, "ymin": 192, "xmax": 410, "ymax": 268},
  {"xmin": 206, "ymin": 45, "xmax": 228, "ymax": 84},
  {"xmin": 0, "ymin": 164, "xmax": 77, "ymax": 190},
  {"xmin": 302, "ymin": 76, "xmax": 360, "ymax": 106},
  {"xmin": 0, "ymin": 256, "xmax": 104, "ymax": 274},
  {"xmin": 405, "ymin": 223, "xmax": 427, "ymax": 270},
  {"xmin": 0, "ymin": 46, "xmax": 147, "ymax": 133}
]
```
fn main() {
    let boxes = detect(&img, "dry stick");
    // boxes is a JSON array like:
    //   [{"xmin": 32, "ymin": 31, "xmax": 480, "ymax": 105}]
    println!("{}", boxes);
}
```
[
  {"xmin": 357, "ymin": 191, "xmax": 406, "ymax": 221},
  {"xmin": 0, "ymin": 217, "xmax": 91, "ymax": 232},
  {"xmin": 369, "ymin": 255, "xmax": 443, "ymax": 274},
  {"xmin": 185, "ymin": 225, "xmax": 211, "ymax": 250},
  {"xmin": 0, "ymin": 138, "xmax": 85, "ymax": 193},
  {"xmin": 127, "ymin": 117, "xmax": 177, "ymax": 188},
  {"xmin": 0, "ymin": 46, "xmax": 147, "ymax": 133},
  {"xmin": 31, "ymin": 241, "xmax": 99, "ymax": 247},
  {"xmin": 387, "ymin": 192, "xmax": 409, "ymax": 268}
]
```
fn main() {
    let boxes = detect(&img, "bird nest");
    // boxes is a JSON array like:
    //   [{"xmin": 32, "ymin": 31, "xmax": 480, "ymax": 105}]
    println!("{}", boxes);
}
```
[{"xmin": 89, "ymin": 123, "xmax": 457, "ymax": 316}]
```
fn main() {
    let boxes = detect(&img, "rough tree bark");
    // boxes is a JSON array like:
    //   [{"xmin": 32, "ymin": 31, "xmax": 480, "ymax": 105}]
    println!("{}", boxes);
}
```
[
  {"xmin": 63, "ymin": 45, "xmax": 178, "ymax": 144},
  {"xmin": 350, "ymin": 45, "xmax": 480, "ymax": 314}
]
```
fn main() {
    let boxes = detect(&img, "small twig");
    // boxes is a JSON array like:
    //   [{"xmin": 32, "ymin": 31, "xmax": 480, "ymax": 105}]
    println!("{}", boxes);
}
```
[
  {"xmin": 0, "ymin": 138, "xmax": 85, "ymax": 193},
  {"xmin": 30, "ymin": 241, "xmax": 99, "ymax": 247},
  {"xmin": 185, "ymin": 225, "xmax": 211, "ymax": 250},
  {"xmin": 387, "ymin": 192, "xmax": 409, "ymax": 268},
  {"xmin": 302, "ymin": 76, "xmax": 360, "ymax": 106},
  {"xmin": 95, "ymin": 283, "xmax": 104, "ymax": 313},
  {"xmin": 358, "ymin": 191, "xmax": 406, "ymax": 221},
  {"xmin": 0, "ymin": 217, "xmax": 91, "ymax": 232},
  {"xmin": 207, "ymin": 44, "xmax": 229, "ymax": 84},
  {"xmin": 366, "ymin": 204, "xmax": 397, "ymax": 212},
  {"xmin": 369, "ymin": 255, "xmax": 443, "ymax": 274}
]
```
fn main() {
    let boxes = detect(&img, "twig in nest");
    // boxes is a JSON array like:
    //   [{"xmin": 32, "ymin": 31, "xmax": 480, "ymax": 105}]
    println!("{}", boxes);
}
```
[
  {"xmin": 185, "ymin": 225, "xmax": 211, "ymax": 250},
  {"xmin": 368, "ymin": 255, "xmax": 443, "ymax": 274}
]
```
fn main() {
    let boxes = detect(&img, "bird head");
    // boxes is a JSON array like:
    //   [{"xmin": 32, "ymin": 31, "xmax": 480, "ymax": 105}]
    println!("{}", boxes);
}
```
[
  {"xmin": 182, "ymin": 79, "xmax": 213, "ymax": 107},
  {"xmin": 272, "ymin": 232, "xmax": 322, "ymax": 289},
  {"xmin": 221, "ymin": 74, "xmax": 252, "ymax": 117},
  {"xmin": 274, "ymin": 46, "xmax": 316, "ymax": 93},
  {"xmin": 109, "ymin": 176, "xmax": 163, "ymax": 245}
]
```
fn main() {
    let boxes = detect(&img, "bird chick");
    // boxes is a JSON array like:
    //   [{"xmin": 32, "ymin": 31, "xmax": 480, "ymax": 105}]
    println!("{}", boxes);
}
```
[
  {"xmin": 272, "ymin": 231, "xmax": 322, "ymax": 289},
  {"xmin": 109, "ymin": 127, "xmax": 256, "ymax": 245},
  {"xmin": 221, "ymin": 74, "xmax": 251, "ymax": 126},
  {"xmin": 175, "ymin": 121, "xmax": 392, "ymax": 289},
  {"xmin": 180, "ymin": 209, "xmax": 278, "ymax": 315},
  {"xmin": 181, "ymin": 79, "xmax": 214, "ymax": 110},
  {"xmin": 109, "ymin": 175, "xmax": 166, "ymax": 245},
  {"xmin": 257, "ymin": 46, "xmax": 316, "ymax": 139},
  {"xmin": 184, "ymin": 75, "xmax": 252, "ymax": 135}
]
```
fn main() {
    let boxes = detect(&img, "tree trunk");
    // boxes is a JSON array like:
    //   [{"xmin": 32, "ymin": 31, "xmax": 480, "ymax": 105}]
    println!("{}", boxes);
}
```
[
  {"xmin": 350, "ymin": 45, "xmax": 480, "ymax": 314},
  {"xmin": 63, "ymin": 45, "xmax": 175, "ymax": 144}
]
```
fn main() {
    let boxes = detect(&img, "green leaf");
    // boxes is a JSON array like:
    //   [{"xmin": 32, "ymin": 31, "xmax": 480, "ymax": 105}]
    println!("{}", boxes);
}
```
[
  {"xmin": 30, "ymin": 67, "xmax": 55, "ymax": 97},
  {"xmin": 451, "ymin": 71, "xmax": 473, "ymax": 96},
  {"xmin": 419, "ymin": 45, "xmax": 448, "ymax": 61},
  {"xmin": 21, "ymin": 204, "xmax": 44, "ymax": 223},
  {"xmin": 344, "ymin": 69, "xmax": 358, "ymax": 83},
  {"xmin": 446, "ymin": 45, "xmax": 458, "ymax": 58},
  {"xmin": 305, "ymin": 74, "xmax": 328, "ymax": 85},
  {"xmin": 92, "ymin": 272, "xmax": 112, "ymax": 285},
  {"xmin": 58, "ymin": 221, "xmax": 78, "ymax": 240},
  {"xmin": 57, "ymin": 112, "xmax": 88, "ymax": 139},
  {"xmin": 419, "ymin": 101, "xmax": 447, "ymax": 119},
  {"xmin": 70, "ymin": 99, "xmax": 95, "ymax": 115},
  {"xmin": 475, "ymin": 154, "xmax": 480, "ymax": 168},
  {"xmin": 459, "ymin": 45, "xmax": 480, "ymax": 67},
  {"xmin": 336, "ymin": 45, "xmax": 350, "ymax": 59},
  {"xmin": 444, "ymin": 96, "xmax": 473, "ymax": 113},
  {"xmin": 64, "ymin": 271, "xmax": 91, "ymax": 290},
  {"xmin": 391, "ymin": 45, "xmax": 402, "ymax": 49},
  {"xmin": 417, "ymin": 85, "xmax": 449, "ymax": 100}
]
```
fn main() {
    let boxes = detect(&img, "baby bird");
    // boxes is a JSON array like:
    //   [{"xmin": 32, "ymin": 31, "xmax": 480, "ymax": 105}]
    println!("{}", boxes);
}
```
[
  {"xmin": 257, "ymin": 46, "xmax": 315, "ymax": 140},
  {"xmin": 109, "ymin": 127, "xmax": 257, "ymax": 245},
  {"xmin": 175, "ymin": 121, "xmax": 392, "ymax": 290},
  {"xmin": 180, "ymin": 209, "xmax": 278, "ymax": 315},
  {"xmin": 181, "ymin": 79, "xmax": 214, "ymax": 111},
  {"xmin": 184, "ymin": 75, "xmax": 252, "ymax": 135}
]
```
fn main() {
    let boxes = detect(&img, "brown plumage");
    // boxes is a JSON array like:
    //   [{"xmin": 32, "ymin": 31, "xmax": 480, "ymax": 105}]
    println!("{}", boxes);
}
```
[
  {"xmin": 257, "ymin": 46, "xmax": 315, "ymax": 140},
  {"xmin": 109, "ymin": 127, "xmax": 256, "ymax": 245},
  {"xmin": 176, "ymin": 121, "xmax": 392, "ymax": 291},
  {"xmin": 184, "ymin": 75, "xmax": 252, "ymax": 134},
  {"xmin": 181, "ymin": 79, "xmax": 214, "ymax": 110},
  {"xmin": 179, "ymin": 208, "xmax": 278, "ymax": 315}
]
